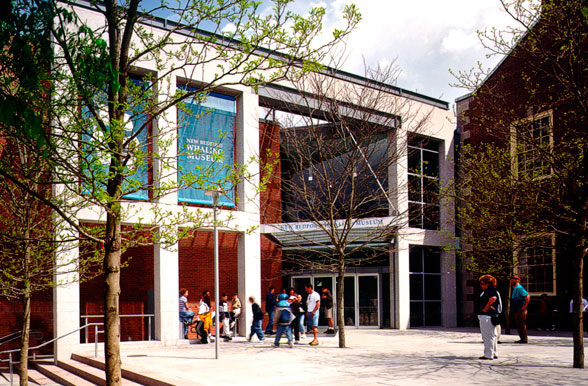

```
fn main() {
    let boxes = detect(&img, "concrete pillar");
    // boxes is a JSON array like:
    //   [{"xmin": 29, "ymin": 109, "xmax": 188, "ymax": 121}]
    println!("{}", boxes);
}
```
[
  {"xmin": 154, "ymin": 240, "xmax": 180, "ymax": 344},
  {"xmin": 394, "ymin": 237, "xmax": 410, "ymax": 330},
  {"xmin": 238, "ymin": 230, "xmax": 261, "ymax": 336},
  {"xmin": 53, "ymin": 226, "xmax": 80, "ymax": 361}
]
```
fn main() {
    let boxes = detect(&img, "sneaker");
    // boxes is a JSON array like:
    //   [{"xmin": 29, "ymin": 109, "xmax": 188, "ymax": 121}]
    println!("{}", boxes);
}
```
[
  {"xmin": 300, "ymin": 333, "xmax": 306, "ymax": 339},
  {"xmin": 494, "ymin": 355, "xmax": 498, "ymax": 359},
  {"xmin": 514, "ymin": 340, "xmax": 528, "ymax": 344},
  {"xmin": 288, "ymin": 341, "xmax": 294, "ymax": 348},
  {"xmin": 478, "ymin": 356, "xmax": 492, "ymax": 360},
  {"xmin": 273, "ymin": 344, "xmax": 279, "ymax": 348},
  {"xmin": 326, "ymin": 329, "xmax": 335, "ymax": 334},
  {"xmin": 230, "ymin": 321, "xmax": 236, "ymax": 329}
]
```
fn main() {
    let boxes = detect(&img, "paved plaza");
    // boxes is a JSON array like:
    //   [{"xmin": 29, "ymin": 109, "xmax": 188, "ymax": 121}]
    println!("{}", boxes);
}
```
[{"xmin": 70, "ymin": 327, "xmax": 588, "ymax": 386}]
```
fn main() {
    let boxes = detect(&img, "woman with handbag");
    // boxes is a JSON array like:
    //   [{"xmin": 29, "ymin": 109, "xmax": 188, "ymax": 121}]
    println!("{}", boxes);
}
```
[{"xmin": 477, "ymin": 274, "xmax": 500, "ymax": 360}]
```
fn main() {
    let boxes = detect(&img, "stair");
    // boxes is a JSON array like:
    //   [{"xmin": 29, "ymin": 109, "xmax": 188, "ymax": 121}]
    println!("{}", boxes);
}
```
[{"xmin": 31, "ymin": 354, "xmax": 172, "ymax": 386}]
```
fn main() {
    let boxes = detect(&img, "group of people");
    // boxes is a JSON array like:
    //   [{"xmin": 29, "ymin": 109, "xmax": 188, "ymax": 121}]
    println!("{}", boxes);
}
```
[
  {"xmin": 249, "ymin": 284, "xmax": 331, "ymax": 347},
  {"xmin": 477, "ymin": 275, "xmax": 530, "ymax": 360},
  {"xmin": 179, "ymin": 288, "xmax": 241, "ymax": 344},
  {"xmin": 179, "ymin": 283, "xmax": 336, "ymax": 348}
]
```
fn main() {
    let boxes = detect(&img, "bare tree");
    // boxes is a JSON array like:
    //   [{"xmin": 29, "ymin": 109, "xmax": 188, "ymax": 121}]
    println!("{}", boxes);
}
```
[{"xmin": 262, "ymin": 60, "xmax": 433, "ymax": 347}]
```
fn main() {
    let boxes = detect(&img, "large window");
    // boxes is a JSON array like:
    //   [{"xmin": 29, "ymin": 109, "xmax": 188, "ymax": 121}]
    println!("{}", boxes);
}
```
[
  {"xmin": 408, "ymin": 136, "xmax": 440, "ymax": 230},
  {"xmin": 513, "ymin": 111, "xmax": 552, "ymax": 179},
  {"xmin": 409, "ymin": 246, "xmax": 442, "ymax": 327},
  {"xmin": 517, "ymin": 234, "xmax": 556, "ymax": 294},
  {"xmin": 177, "ymin": 89, "xmax": 236, "ymax": 207}
]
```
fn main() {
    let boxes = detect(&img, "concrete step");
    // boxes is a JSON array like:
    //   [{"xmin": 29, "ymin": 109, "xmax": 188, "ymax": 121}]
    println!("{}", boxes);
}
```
[
  {"xmin": 58, "ymin": 358, "xmax": 142, "ymax": 386},
  {"xmin": 32, "ymin": 362, "xmax": 96, "ymax": 386},
  {"xmin": 71, "ymin": 354, "xmax": 174, "ymax": 386},
  {"xmin": 1, "ymin": 364, "xmax": 60, "ymax": 386}
]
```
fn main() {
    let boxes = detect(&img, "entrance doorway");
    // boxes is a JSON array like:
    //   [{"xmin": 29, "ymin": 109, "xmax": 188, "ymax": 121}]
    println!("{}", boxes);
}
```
[{"xmin": 291, "ymin": 273, "xmax": 380, "ymax": 328}]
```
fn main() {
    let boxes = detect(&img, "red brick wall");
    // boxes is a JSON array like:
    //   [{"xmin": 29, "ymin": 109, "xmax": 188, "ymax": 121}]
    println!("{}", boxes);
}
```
[
  {"xmin": 0, "ymin": 291, "xmax": 53, "ymax": 358},
  {"xmin": 179, "ymin": 230, "xmax": 239, "ymax": 305},
  {"xmin": 80, "ymin": 243, "xmax": 154, "ymax": 343}
]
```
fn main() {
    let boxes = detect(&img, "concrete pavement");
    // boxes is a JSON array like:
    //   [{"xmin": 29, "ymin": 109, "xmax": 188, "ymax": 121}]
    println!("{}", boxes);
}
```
[{"xmin": 71, "ymin": 328, "xmax": 588, "ymax": 385}]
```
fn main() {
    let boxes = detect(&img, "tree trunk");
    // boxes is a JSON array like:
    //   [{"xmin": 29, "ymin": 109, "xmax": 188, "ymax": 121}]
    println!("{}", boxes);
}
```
[
  {"xmin": 336, "ymin": 262, "xmax": 345, "ymax": 348},
  {"xmin": 19, "ymin": 232, "xmax": 32, "ymax": 386},
  {"xmin": 104, "ymin": 213, "xmax": 122, "ymax": 385},
  {"xmin": 572, "ymin": 239, "xmax": 585, "ymax": 369},
  {"xmin": 19, "ymin": 291, "xmax": 31, "ymax": 386}
]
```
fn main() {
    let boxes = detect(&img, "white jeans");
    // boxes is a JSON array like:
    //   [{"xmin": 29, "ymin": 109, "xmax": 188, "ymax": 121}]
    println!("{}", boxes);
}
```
[{"xmin": 478, "ymin": 315, "xmax": 497, "ymax": 359}]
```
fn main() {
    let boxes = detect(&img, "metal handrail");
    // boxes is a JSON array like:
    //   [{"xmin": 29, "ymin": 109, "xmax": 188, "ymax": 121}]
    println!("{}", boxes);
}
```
[
  {"xmin": 81, "ymin": 313, "xmax": 155, "ymax": 342},
  {"xmin": 0, "ymin": 331, "xmax": 43, "ymax": 347},
  {"xmin": 0, "ymin": 323, "xmax": 104, "ymax": 386}
]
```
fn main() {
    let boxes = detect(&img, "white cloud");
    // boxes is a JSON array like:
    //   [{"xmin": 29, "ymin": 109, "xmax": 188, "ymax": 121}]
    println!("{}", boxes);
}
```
[{"xmin": 293, "ymin": 0, "xmax": 532, "ymax": 104}]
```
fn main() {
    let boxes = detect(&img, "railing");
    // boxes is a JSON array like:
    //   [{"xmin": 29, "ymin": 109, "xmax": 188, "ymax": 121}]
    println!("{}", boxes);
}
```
[
  {"xmin": 0, "ymin": 323, "xmax": 104, "ymax": 386},
  {"xmin": 81, "ymin": 313, "xmax": 155, "ymax": 342},
  {"xmin": 0, "ymin": 331, "xmax": 43, "ymax": 348}
]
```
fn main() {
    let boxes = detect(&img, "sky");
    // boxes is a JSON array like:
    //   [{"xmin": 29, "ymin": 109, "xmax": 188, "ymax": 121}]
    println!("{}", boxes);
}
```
[{"xmin": 281, "ymin": 0, "xmax": 528, "ymax": 110}]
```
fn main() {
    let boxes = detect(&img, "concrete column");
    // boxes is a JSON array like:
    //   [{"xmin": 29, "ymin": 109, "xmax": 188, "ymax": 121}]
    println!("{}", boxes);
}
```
[
  {"xmin": 235, "ymin": 89, "xmax": 260, "ymax": 213},
  {"xmin": 238, "ymin": 230, "xmax": 261, "ymax": 336},
  {"xmin": 154, "ymin": 239, "xmax": 180, "ymax": 345},
  {"xmin": 394, "ymin": 237, "xmax": 410, "ymax": 330},
  {"xmin": 53, "ymin": 226, "xmax": 80, "ymax": 362}
]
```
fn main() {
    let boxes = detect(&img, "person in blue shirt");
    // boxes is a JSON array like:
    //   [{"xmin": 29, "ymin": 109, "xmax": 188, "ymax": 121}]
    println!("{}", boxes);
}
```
[{"xmin": 511, "ymin": 276, "xmax": 531, "ymax": 343}]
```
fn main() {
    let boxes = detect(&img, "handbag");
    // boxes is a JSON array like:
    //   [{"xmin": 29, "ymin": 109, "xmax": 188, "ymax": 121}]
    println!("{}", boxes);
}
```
[{"xmin": 490, "ymin": 292, "xmax": 504, "ymax": 326}]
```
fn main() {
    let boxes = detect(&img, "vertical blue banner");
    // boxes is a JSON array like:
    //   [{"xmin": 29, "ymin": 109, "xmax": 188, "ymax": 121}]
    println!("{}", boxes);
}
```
[
  {"xmin": 81, "ymin": 77, "xmax": 149, "ymax": 200},
  {"xmin": 177, "ymin": 89, "xmax": 236, "ymax": 207}
]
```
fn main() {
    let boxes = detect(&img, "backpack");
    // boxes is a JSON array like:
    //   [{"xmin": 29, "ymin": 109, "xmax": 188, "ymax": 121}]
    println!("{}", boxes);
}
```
[
  {"xmin": 490, "ymin": 292, "xmax": 504, "ymax": 326},
  {"xmin": 278, "ymin": 308, "xmax": 291, "ymax": 324}
]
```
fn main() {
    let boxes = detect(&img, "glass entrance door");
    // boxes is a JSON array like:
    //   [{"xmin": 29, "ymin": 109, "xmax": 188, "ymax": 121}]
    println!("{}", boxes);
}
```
[
  {"xmin": 314, "ymin": 276, "xmax": 333, "ymax": 327},
  {"xmin": 344, "ymin": 276, "xmax": 356, "ymax": 326},
  {"xmin": 358, "ymin": 275, "xmax": 379, "ymax": 326}
]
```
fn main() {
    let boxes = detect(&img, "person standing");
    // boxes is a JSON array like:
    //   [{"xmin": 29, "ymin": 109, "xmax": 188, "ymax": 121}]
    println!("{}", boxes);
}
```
[
  {"xmin": 179, "ymin": 288, "xmax": 194, "ymax": 339},
  {"xmin": 198, "ymin": 290, "xmax": 213, "ymax": 344},
  {"xmin": 230, "ymin": 292, "xmax": 241, "ymax": 330},
  {"xmin": 219, "ymin": 293, "xmax": 232, "ymax": 341},
  {"xmin": 248, "ymin": 296, "xmax": 265, "ymax": 342},
  {"xmin": 321, "ymin": 287, "xmax": 334, "ymax": 334},
  {"xmin": 511, "ymin": 276, "xmax": 530, "ymax": 343},
  {"xmin": 273, "ymin": 293, "xmax": 295, "ymax": 347},
  {"xmin": 477, "ymin": 275, "xmax": 500, "ymax": 360},
  {"xmin": 305, "ymin": 284, "xmax": 320, "ymax": 346},
  {"xmin": 265, "ymin": 286, "xmax": 276, "ymax": 335}
]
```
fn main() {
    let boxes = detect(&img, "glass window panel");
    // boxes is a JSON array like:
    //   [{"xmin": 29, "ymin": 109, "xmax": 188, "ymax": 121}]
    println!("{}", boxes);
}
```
[
  {"xmin": 422, "ymin": 150, "xmax": 439, "ymax": 177},
  {"xmin": 409, "ymin": 247, "xmax": 423, "ymax": 272},
  {"xmin": 423, "ymin": 177, "xmax": 439, "ymax": 204},
  {"xmin": 410, "ymin": 274, "xmax": 424, "ymax": 300},
  {"xmin": 407, "ymin": 148, "xmax": 421, "ymax": 174},
  {"xmin": 408, "ymin": 174, "xmax": 422, "ymax": 202},
  {"xmin": 424, "ymin": 302, "xmax": 442, "ymax": 326},
  {"xmin": 423, "ymin": 204, "xmax": 440, "ymax": 230},
  {"xmin": 410, "ymin": 302, "xmax": 424, "ymax": 327},
  {"xmin": 423, "ymin": 248, "xmax": 441, "ymax": 273},
  {"xmin": 424, "ymin": 275, "xmax": 441, "ymax": 300},
  {"xmin": 409, "ymin": 203, "xmax": 423, "ymax": 228}
]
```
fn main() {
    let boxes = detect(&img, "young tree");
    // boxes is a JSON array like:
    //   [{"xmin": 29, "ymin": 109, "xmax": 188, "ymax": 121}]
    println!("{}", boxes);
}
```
[
  {"xmin": 0, "ymin": 0, "xmax": 360, "ymax": 383},
  {"xmin": 453, "ymin": 0, "xmax": 588, "ymax": 367},
  {"xmin": 453, "ymin": 143, "xmax": 548, "ymax": 331},
  {"xmin": 263, "ymin": 61, "xmax": 433, "ymax": 347}
]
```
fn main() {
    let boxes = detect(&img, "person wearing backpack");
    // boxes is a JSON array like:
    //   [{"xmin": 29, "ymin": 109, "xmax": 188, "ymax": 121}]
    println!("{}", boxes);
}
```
[{"xmin": 273, "ymin": 293, "xmax": 295, "ymax": 348}]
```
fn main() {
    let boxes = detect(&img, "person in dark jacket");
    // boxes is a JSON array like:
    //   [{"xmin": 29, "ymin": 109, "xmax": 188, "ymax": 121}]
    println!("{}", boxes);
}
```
[
  {"xmin": 265, "ymin": 286, "xmax": 276, "ymax": 334},
  {"xmin": 477, "ymin": 275, "xmax": 501, "ymax": 360},
  {"xmin": 248, "ymin": 296, "xmax": 265, "ymax": 342}
]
